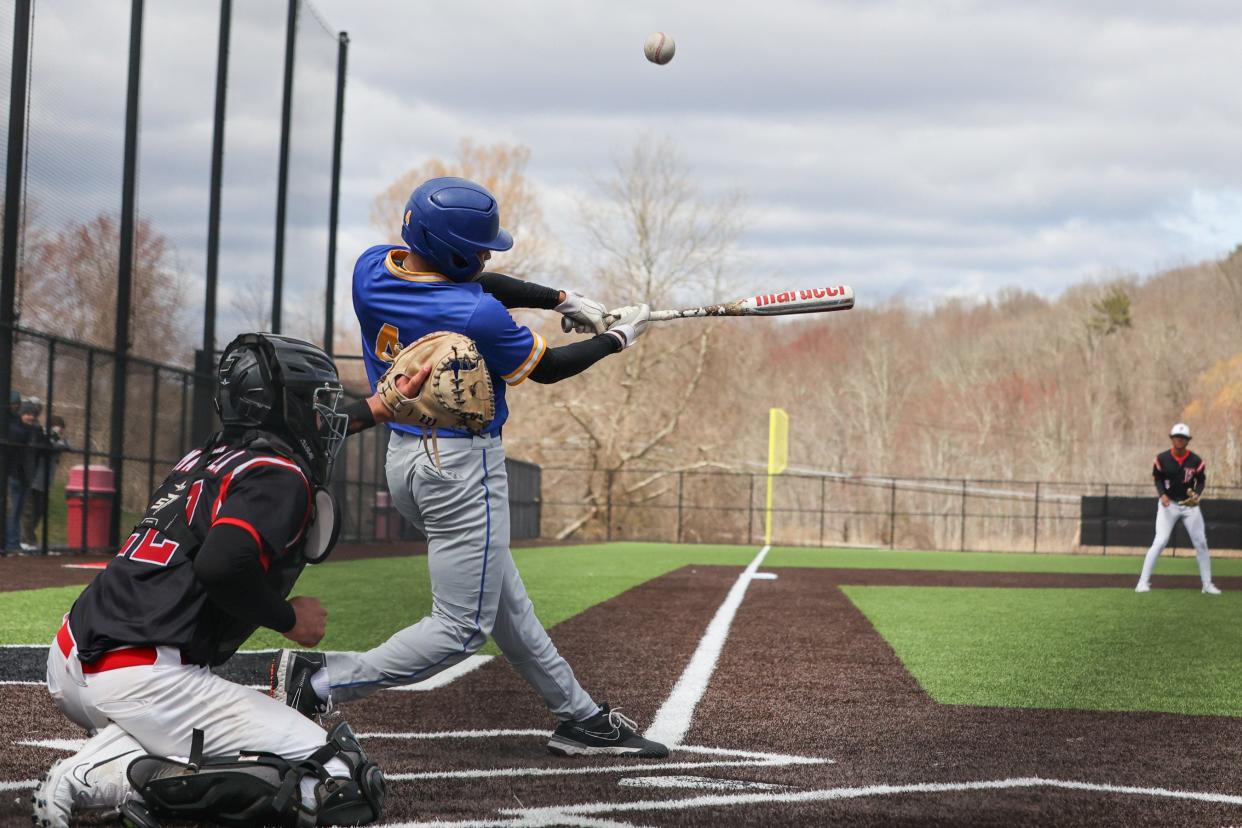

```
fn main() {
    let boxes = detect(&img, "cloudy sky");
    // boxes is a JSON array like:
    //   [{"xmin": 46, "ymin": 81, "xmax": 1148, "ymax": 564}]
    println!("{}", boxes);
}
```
[{"xmin": 9, "ymin": 0, "xmax": 1242, "ymax": 349}]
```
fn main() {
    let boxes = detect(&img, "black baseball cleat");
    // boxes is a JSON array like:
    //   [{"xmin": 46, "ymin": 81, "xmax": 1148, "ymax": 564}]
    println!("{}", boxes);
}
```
[
  {"xmin": 269, "ymin": 649, "xmax": 330, "ymax": 720},
  {"xmin": 547, "ymin": 705, "xmax": 669, "ymax": 758}
]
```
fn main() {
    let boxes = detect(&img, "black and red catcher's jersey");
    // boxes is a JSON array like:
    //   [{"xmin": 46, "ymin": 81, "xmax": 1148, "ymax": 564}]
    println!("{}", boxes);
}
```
[
  {"xmin": 1153, "ymin": 449, "xmax": 1205, "ymax": 502},
  {"xmin": 67, "ymin": 440, "xmax": 313, "ymax": 666}
]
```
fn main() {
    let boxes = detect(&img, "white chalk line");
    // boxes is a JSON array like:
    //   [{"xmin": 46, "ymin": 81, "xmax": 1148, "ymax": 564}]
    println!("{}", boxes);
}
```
[
  {"xmin": 644, "ymin": 545, "xmax": 771, "ymax": 748},
  {"xmin": 0, "ymin": 779, "xmax": 37, "ymax": 792},
  {"xmin": 503, "ymin": 776, "xmax": 1242, "ymax": 819},
  {"xmin": 19, "ymin": 738, "xmax": 84, "ymax": 752},
  {"xmin": 356, "ymin": 730, "xmax": 825, "ymax": 767},
  {"xmin": 385, "ymin": 757, "xmax": 824, "ymax": 783},
  {"xmin": 374, "ymin": 776, "xmax": 1242, "ymax": 827},
  {"xmin": 5, "ymin": 774, "xmax": 1237, "ymax": 827},
  {"xmin": 618, "ymin": 775, "xmax": 793, "ymax": 792},
  {"xmin": 359, "ymin": 728, "xmax": 549, "ymax": 741},
  {"xmin": 380, "ymin": 816, "xmax": 645, "ymax": 828}
]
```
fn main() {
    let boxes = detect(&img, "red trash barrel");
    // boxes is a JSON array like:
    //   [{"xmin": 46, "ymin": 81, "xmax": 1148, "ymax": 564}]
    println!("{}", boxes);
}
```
[
  {"xmin": 66, "ymin": 464, "xmax": 115, "ymax": 550},
  {"xmin": 374, "ymin": 491, "xmax": 393, "ymax": 540}
]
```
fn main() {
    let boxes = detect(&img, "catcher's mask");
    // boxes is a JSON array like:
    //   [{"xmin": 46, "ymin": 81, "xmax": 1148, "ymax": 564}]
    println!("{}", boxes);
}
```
[
  {"xmin": 215, "ymin": 333, "xmax": 349, "ymax": 485},
  {"xmin": 400, "ymin": 177, "xmax": 513, "ymax": 282}
]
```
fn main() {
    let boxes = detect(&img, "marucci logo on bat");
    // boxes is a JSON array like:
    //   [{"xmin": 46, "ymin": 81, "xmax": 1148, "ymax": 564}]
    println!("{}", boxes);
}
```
[{"xmin": 754, "ymin": 287, "xmax": 846, "ymax": 306}]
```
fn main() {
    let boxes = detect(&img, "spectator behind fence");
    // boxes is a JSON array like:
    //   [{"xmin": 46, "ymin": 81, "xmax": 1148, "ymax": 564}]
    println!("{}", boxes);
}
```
[
  {"xmin": 22, "ymin": 414, "xmax": 69, "ymax": 554},
  {"xmin": 4, "ymin": 400, "xmax": 40, "ymax": 554}
]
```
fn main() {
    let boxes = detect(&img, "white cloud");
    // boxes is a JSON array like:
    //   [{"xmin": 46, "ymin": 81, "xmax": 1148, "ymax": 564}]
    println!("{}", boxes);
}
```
[{"xmin": 10, "ymin": 0, "xmax": 1242, "ymax": 340}]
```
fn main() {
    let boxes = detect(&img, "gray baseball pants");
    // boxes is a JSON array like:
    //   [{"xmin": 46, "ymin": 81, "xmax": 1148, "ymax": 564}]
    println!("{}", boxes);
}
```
[{"xmin": 324, "ymin": 431, "xmax": 598, "ymax": 722}]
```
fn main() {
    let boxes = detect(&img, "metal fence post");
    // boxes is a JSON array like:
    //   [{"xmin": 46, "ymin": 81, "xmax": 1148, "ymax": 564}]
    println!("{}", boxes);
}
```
[
  {"xmin": 147, "ymin": 366, "xmax": 159, "ymax": 495},
  {"xmin": 0, "ymin": 0, "xmax": 34, "ymax": 539},
  {"xmin": 676, "ymin": 471, "xmax": 685, "ymax": 544},
  {"xmin": 1102, "ymin": 483, "xmax": 1109, "ymax": 555},
  {"xmin": 41, "ymin": 339, "xmax": 56, "ymax": 553},
  {"xmin": 271, "ymin": 0, "xmax": 298, "ymax": 333},
  {"xmin": 819, "ymin": 476, "xmax": 827, "ymax": 547},
  {"xmin": 178, "ymin": 374, "xmax": 189, "ymax": 455},
  {"xmin": 605, "ymin": 469, "xmax": 614, "ymax": 542},
  {"xmin": 324, "ymin": 31, "xmax": 349, "ymax": 353},
  {"xmin": 1033, "ymin": 481, "xmax": 1040, "ymax": 553},
  {"xmin": 888, "ymin": 479, "xmax": 897, "ymax": 549},
  {"xmin": 355, "ymin": 437, "xmax": 363, "ymax": 543},
  {"xmin": 109, "ymin": 0, "xmax": 146, "ymax": 548},
  {"xmin": 959, "ymin": 479, "xmax": 967, "ymax": 551},
  {"xmin": 82, "ymin": 350, "xmax": 96, "ymax": 552},
  {"xmin": 203, "ymin": 0, "xmax": 231, "ymax": 360},
  {"xmin": 747, "ymin": 474, "xmax": 756, "ymax": 545}
]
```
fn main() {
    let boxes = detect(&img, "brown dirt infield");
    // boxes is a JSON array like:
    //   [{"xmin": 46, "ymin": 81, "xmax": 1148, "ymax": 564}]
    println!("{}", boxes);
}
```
[{"xmin": 3, "ymin": 563, "xmax": 1242, "ymax": 826}]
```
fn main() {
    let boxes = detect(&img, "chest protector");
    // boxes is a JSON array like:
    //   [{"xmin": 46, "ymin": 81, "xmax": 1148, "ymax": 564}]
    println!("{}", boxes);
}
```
[{"xmin": 69, "ymin": 432, "xmax": 335, "ymax": 666}]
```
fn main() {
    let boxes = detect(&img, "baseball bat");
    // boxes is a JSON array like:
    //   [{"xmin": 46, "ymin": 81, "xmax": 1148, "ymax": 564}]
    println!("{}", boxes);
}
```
[{"xmin": 605, "ymin": 285, "xmax": 854, "ymax": 324}]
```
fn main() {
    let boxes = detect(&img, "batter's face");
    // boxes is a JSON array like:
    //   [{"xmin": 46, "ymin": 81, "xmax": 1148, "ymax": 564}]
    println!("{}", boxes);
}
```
[{"xmin": 1171, "ymin": 435, "xmax": 1190, "ymax": 452}]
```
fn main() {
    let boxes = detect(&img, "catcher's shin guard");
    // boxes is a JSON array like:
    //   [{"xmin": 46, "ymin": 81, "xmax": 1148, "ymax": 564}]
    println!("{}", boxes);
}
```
[
  {"xmin": 127, "ymin": 724, "xmax": 385, "ymax": 827},
  {"xmin": 310, "ymin": 722, "xmax": 386, "ymax": 826}
]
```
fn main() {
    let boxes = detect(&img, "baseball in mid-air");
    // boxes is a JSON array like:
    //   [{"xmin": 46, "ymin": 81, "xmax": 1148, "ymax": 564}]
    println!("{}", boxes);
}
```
[{"xmin": 644, "ymin": 32, "xmax": 675, "ymax": 65}]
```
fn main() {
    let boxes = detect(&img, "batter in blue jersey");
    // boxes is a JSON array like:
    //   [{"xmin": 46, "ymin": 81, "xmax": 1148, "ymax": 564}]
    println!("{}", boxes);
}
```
[{"xmin": 271, "ymin": 177, "xmax": 668, "ymax": 759}]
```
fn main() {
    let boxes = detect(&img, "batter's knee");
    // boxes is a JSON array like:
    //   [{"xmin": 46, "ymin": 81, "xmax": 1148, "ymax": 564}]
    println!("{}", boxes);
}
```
[{"xmin": 432, "ymin": 601, "xmax": 499, "ymax": 652}]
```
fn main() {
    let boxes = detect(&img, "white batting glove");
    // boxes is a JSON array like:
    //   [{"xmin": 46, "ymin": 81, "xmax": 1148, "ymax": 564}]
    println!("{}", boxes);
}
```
[
  {"xmin": 556, "ymin": 290, "xmax": 609, "ymax": 335},
  {"xmin": 604, "ymin": 304, "xmax": 651, "ymax": 350}
]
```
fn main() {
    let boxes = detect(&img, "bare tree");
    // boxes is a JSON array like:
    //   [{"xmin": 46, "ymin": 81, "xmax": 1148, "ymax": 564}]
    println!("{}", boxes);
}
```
[
  {"xmin": 20, "ymin": 213, "xmax": 186, "ymax": 363},
  {"xmin": 577, "ymin": 137, "xmax": 741, "ymax": 306},
  {"xmin": 370, "ymin": 139, "xmax": 558, "ymax": 281},
  {"xmin": 228, "ymin": 280, "xmax": 272, "ymax": 333},
  {"xmin": 506, "ymin": 139, "xmax": 744, "ymax": 539}
]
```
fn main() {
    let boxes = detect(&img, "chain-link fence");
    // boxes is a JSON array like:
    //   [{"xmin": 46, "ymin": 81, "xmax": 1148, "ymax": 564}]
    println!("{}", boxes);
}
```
[
  {"xmin": 4, "ymin": 325, "xmax": 398, "ymax": 553},
  {"xmin": 537, "ymin": 466, "xmax": 1242, "ymax": 555},
  {"xmin": 1, "ymin": 0, "xmax": 353, "ymax": 553}
]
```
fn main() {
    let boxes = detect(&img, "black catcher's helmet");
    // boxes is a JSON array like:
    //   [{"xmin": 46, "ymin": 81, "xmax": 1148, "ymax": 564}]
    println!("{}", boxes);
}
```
[{"xmin": 214, "ymin": 333, "xmax": 349, "ymax": 485}]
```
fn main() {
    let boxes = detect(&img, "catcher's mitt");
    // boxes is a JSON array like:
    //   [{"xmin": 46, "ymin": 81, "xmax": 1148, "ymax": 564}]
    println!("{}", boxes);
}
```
[
  {"xmin": 376, "ymin": 332, "xmax": 495, "ymax": 435},
  {"xmin": 1179, "ymin": 490, "xmax": 1202, "ymax": 508}
]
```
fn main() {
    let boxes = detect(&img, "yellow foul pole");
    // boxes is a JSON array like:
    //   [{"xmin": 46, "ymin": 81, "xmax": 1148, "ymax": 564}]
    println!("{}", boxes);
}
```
[{"xmin": 764, "ymin": 408, "xmax": 789, "ymax": 546}]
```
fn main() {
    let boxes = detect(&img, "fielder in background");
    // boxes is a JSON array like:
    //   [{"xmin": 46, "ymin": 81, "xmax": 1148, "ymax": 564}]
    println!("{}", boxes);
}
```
[
  {"xmin": 32, "ymin": 334, "xmax": 422, "ymax": 828},
  {"xmin": 271, "ymin": 176, "xmax": 669, "ymax": 759},
  {"xmin": 1136, "ymin": 422, "xmax": 1220, "ymax": 595}
]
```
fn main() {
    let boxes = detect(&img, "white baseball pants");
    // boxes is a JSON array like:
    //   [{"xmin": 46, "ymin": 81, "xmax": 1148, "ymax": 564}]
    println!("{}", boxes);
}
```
[
  {"xmin": 46, "ymin": 628, "xmax": 345, "ymax": 812},
  {"xmin": 323, "ymin": 431, "xmax": 598, "ymax": 721},
  {"xmin": 1138, "ymin": 500, "xmax": 1213, "ymax": 587}
]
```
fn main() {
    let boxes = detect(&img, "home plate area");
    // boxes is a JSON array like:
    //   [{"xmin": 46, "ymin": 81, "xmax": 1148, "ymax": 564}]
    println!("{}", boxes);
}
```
[{"xmin": 5, "ymin": 556, "xmax": 1242, "ymax": 825}]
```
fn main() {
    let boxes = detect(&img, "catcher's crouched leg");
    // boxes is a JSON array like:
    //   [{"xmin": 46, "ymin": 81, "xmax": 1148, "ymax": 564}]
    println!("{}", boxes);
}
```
[{"xmin": 127, "ymin": 722, "xmax": 385, "ymax": 827}]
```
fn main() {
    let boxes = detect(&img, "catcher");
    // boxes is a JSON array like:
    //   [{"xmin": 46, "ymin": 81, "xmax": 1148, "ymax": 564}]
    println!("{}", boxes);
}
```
[
  {"xmin": 33, "ymin": 334, "xmax": 425, "ymax": 828},
  {"xmin": 1136, "ymin": 422, "xmax": 1220, "ymax": 594},
  {"xmin": 271, "ymin": 176, "xmax": 669, "ymax": 759}
]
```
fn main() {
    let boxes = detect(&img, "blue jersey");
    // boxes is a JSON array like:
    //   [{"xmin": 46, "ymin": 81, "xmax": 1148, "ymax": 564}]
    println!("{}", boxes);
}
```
[{"xmin": 352, "ymin": 245, "xmax": 548, "ymax": 437}]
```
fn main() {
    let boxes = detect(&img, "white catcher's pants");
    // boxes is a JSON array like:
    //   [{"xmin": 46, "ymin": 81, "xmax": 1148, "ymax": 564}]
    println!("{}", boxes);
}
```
[
  {"xmin": 1138, "ymin": 500, "xmax": 1213, "ymax": 587},
  {"xmin": 324, "ymin": 431, "xmax": 598, "ymax": 721},
  {"xmin": 46, "ymin": 632, "xmax": 345, "ymax": 812}
]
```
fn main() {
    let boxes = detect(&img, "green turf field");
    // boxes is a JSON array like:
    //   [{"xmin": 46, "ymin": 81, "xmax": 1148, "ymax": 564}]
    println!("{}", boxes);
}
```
[
  {"xmin": 3, "ymin": 541, "xmax": 1239, "ymax": 717},
  {"xmin": 0, "ymin": 543, "xmax": 756, "ymax": 651},
  {"xmin": 844, "ymin": 585, "xmax": 1242, "ymax": 717},
  {"xmin": 2, "ymin": 542, "xmax": 1232, "ymax": 650}
]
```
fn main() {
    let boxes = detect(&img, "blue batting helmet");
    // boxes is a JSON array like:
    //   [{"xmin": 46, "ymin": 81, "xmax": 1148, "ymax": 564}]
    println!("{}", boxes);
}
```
[{"xmin": 400, "ymin": 177, "xmax": 513, "ymax": 282}]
